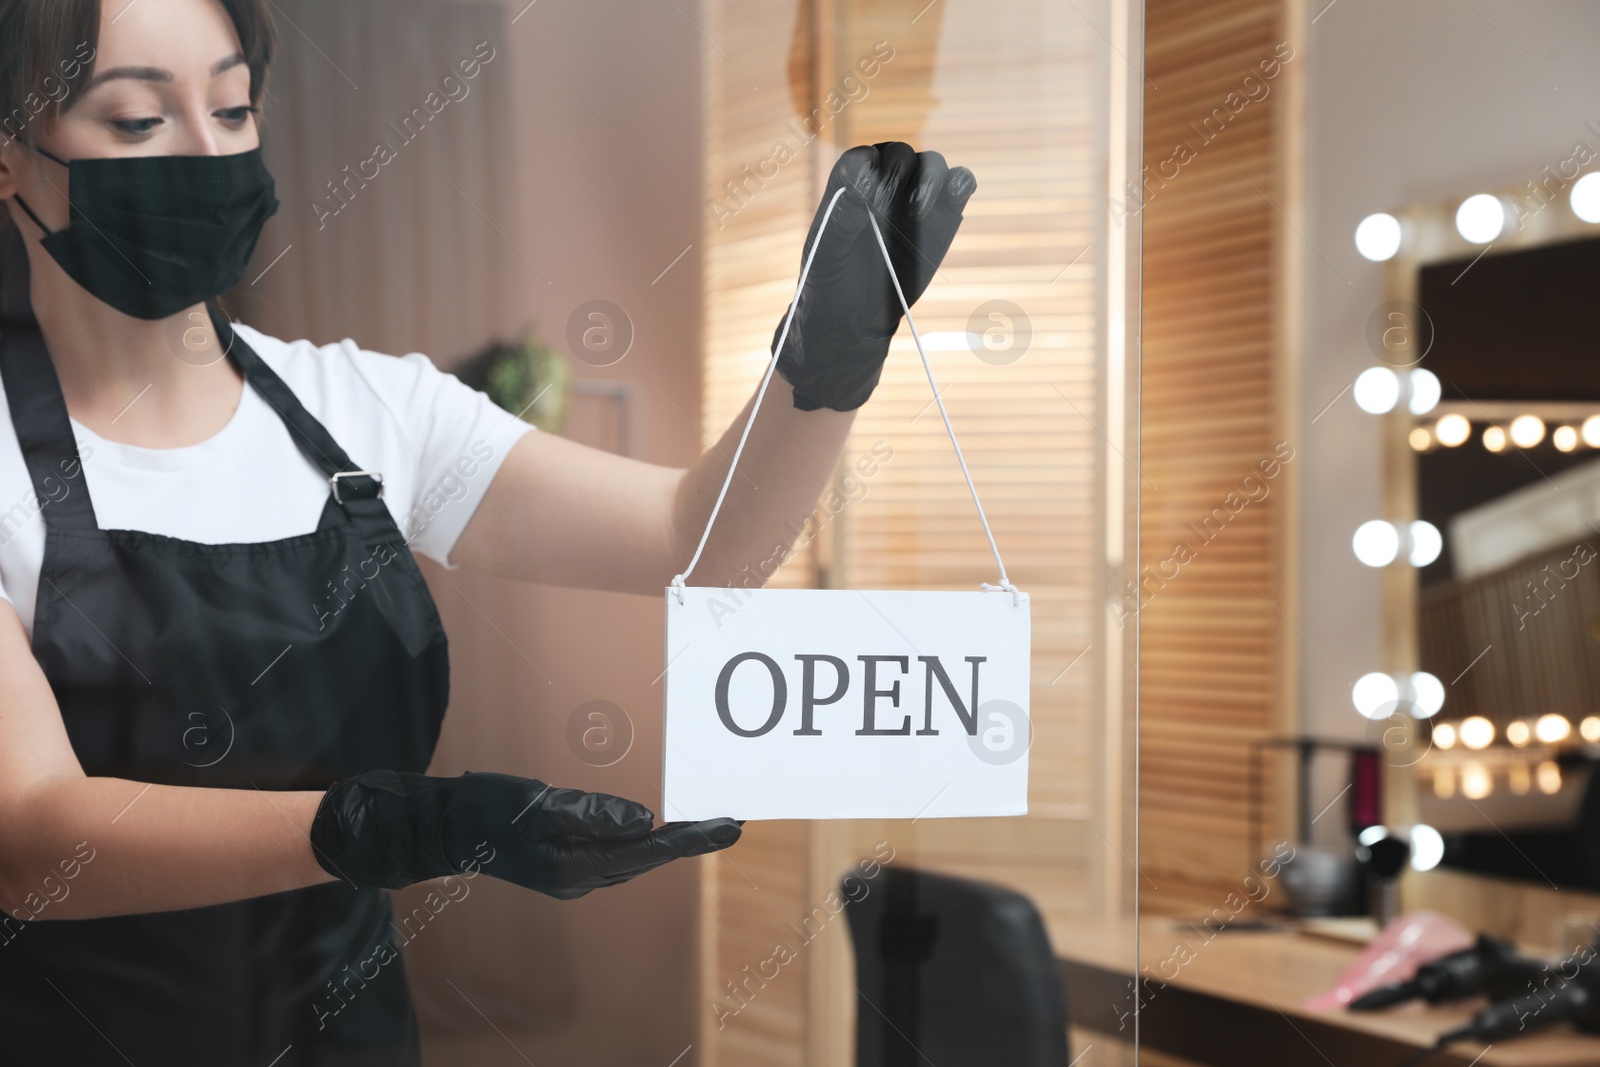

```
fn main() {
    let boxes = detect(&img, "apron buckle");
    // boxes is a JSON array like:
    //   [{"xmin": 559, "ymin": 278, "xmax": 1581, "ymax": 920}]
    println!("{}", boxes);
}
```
[{"xmin": 330, "ymin": 470, "xmax": 385, "ymax": 505}]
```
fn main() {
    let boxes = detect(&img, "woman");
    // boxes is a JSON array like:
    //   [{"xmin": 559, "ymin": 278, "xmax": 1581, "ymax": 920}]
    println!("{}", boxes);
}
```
[{"xmin": 0, "ymin": 0, "xmax": 973, "ymax": 1063}]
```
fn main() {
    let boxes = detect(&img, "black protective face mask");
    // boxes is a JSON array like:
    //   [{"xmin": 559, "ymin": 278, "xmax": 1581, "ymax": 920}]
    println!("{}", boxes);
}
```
[{"xmin": 12, "ymin": 146, "xmax": 279, "ymax": 321}]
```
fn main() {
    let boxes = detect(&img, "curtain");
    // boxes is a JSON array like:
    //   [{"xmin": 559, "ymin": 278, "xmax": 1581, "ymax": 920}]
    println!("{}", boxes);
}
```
[{"xmin": 231, "ymin": 0, "xmax": 521, "ymax": 365}]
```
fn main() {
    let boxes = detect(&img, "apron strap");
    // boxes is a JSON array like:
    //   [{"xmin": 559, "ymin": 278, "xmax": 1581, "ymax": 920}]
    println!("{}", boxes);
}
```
[
  {"xmin": 0, "ymin": 313, "xmax": 399, "ymax": 549},
  {"xmin": 209, "ymin": 308, "xmax": 398, "ymax": 550},
  {"xmin": 0, "ymin": 324, "xmax": 99, "ymax": 531}
]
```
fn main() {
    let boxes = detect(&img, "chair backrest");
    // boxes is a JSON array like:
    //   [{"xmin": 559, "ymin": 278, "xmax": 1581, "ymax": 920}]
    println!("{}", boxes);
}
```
[{"xmin": 844, "ymin": 866, "xmax": 1070, "ymax": 1067}]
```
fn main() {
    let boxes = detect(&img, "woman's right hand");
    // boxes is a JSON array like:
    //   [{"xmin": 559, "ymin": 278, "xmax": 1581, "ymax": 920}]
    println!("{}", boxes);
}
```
[{"xmin": 309, "ymin": 769, "xmax": 741, "ymax": 899}]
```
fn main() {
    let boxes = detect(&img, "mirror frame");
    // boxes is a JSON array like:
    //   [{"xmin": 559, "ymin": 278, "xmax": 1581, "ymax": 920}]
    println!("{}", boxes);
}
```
[{"xmin": 1380, "ymin": 174, "xmax": 1600, "ymax": 889}]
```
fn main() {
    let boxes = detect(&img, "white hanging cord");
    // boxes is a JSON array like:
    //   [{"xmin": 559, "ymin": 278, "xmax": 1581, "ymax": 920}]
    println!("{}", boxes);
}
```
[
  {"xmin": 862, "ymin": 210, "xmax": 1020, "ymax": 606},
  {"xmin": 671, "ymin": 186, "xmax": 847, "ymax": 603},
  {"xmin": 671, "ymin": 185, "xmax": 1020, "ymax": 606}
]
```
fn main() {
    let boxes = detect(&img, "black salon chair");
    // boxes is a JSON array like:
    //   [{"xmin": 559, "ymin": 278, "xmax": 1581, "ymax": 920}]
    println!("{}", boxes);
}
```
[{"xmin": 844, "ymin": 866, "xmax": 1070, "ymax": 1067}]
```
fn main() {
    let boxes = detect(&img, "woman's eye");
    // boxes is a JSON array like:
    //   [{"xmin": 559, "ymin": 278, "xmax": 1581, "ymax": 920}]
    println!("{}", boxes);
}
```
[
  {"xmin": 216, "ymin": 106, "xmax": 258, "ymax": 126},
  {"xmin": 111, "ymin": 117, "xmax": 162, "ymax": 136}
]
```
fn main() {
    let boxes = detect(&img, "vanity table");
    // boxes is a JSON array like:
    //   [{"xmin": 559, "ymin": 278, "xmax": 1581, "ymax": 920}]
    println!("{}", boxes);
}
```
[{"xmin": 1052, "ymin": 915, "xmax": 1600, "ymax": 1066}]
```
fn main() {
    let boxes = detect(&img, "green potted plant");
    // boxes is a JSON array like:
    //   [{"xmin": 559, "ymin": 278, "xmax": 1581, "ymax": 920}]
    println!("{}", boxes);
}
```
[{"xmin": 456, "ymin": 331, "xmax": 570, "ymax": 433}]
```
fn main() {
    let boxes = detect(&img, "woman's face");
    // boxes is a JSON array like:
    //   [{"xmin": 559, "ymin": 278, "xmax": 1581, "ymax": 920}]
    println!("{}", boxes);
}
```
[{"xmin": 1, "ymin": 0, "xmax": 258, "ymax": 232}]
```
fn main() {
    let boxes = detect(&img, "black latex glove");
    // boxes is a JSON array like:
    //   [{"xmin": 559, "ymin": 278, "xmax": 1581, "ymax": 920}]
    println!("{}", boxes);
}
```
[
  {"xmin": 773, "ymin": 141, "xmax": 977, "ymax": 412},
  {"xmin": 309, "ymin": 769, "xmax": 741, "ymax": 899}
]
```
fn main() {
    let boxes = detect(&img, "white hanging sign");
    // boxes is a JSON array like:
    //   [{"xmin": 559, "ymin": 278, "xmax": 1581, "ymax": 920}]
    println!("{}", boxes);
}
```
[
  {"xmin": 662, "ymin": 587, "xmax": 1030, "ymax": 820},
  {"xmin": 662, "ymin": 187, "xmax": 1032, "ymax": 822}
]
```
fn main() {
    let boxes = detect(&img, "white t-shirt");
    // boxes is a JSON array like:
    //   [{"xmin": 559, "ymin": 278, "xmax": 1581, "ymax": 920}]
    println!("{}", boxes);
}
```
[{"xmin": 0, "ymin": 322, "xmax": 536, "ymax": 640}]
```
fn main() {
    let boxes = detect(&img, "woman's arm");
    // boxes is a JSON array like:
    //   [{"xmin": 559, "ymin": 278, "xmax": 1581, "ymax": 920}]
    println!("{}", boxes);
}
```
[
  {"xmin": 449, "ymin": 374, "xmax": 856, "ymax": 595},
  {"xmin": 0, "ymin": 599, "xmax": 739, "ymax": 918},
  {"xmin": 0, "ymin": 602, "xmax": 333, "ymax": 920},
  {"xmin": 451, "ymin": 142, "xmax": 972, "ymax": 596}
]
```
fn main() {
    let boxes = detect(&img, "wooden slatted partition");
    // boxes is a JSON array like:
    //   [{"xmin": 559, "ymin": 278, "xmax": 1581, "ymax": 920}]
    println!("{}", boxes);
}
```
[
  {"xmin": 832, "ymin": 0, "xmax": 1104, "ymax": 817},
  {"xmin": 1138, "ymin": 0, "xmax": 1300, "ymax": 911},
  {"xmin": 699, "ymin": 0, "xmax": 1138, "ymax": 1063}
]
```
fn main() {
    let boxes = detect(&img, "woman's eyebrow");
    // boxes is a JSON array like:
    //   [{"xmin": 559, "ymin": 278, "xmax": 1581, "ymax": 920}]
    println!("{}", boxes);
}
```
[
  {"xmin": 84, "ymin": 54, "xmax": 246, "ymax": 91},
  {"xmin": 86, "ymin": 66, "xmax": 173, "ymax": 90}
]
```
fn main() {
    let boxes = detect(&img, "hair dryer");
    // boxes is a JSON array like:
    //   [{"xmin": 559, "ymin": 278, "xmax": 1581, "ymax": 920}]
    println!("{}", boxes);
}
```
[
  {"xmin": 1349, "ymin": 934, "xmax": 1547, "ymax": 1011},
  {"xmin": 1431, "ymin": 945, "xmax": 1600, "ymax": 1050}
]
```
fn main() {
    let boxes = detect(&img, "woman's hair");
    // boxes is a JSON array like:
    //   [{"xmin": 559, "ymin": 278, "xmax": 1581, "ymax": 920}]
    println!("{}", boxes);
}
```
[{"xmin": 0, "ymin": 0, "xmax": 277, "ymax": 321}]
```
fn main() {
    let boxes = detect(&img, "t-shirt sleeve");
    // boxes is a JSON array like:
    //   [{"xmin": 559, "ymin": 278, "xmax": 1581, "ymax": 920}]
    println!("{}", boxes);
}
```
[{"xmin": 336, "ymin": 340, "xmax": 536, "ymax": 569}]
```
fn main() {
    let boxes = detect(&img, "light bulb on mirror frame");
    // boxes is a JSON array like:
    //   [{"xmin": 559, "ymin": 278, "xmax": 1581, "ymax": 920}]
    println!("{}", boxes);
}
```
[
  {"xmin": 1572, "ymin": 172, "xmax": 1600, "ymax": 224},
  {"xmin": 1582, "ymin": 715, "xmax": 1600, "ymax": 743},
  {"xmin": 1408, "ymin": 369, "xmax": 1441, "ymax": 415},
  {"xmin": 1408, "ymin": 521, "xmax": 1442, "ymax": 567},
  {"xmin": 1538, "ymin": 760, "xmax": 1563, "ymax": 795},
  {"xmin": 1352, "ymin": 672, "xmax": 1400, "ymax": 718},
  {"xmin": 1409, "ymin": 824, "xmax": 1445, "ymax": 873},
  {"xmin": 1352, "ymin": 521, "xmax": 1401, "ymax": 568},
  {"xmin": 1409, "ymin": 671, "xmax": 1445, "ymax": 717},
  {"xmin": 1410, "ymin": 426, "xmax": 1433, "ymax": 452},
  {"xmin": 1509, "ymin": 414, "xmax": 1546, "ymax": 449},
  {"xmin": 1353, "ymin": 366, "xmax": 1401, "ymax": 415},
  {"xmin": 1456, "ymin": 193, "xmax": 1507, "ymax": 243},
  {"xmin": 1483, "ymin": 426, "xmax": 1508, "ymax": 453},
  {"xmin": 1535, "ymin": 713, "xmax": 1572, "ymax": 744},
  {"xmin": 1555, "ymin": 425, "xmax": 1580, "ymax": 452},
  {"xmin": 1584, "ymin": 415, "xmax": 1600, "ymax": 448},
  {"xmin": 1432, "ymin": 721, "xmax": 1457, "ymax": 749},
  {"xmin": 1355, "ymin": 212, "xmax": 1404, "ymax": 261},
  {"xmin": 1459, "ymin": 715, "xmax": 1495, "ymax": 750},
  {"xmin": 1435, "ymin": 413, "xmax": 1471, "ymax": 447},
  {"xmin": 1506, "ymin": 719, "xmax": 1532, "ymax": 747}
]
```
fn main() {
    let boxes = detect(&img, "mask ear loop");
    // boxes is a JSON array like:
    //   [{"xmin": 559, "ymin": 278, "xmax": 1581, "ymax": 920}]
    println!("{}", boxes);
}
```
[
  {"xmin": 10, "ymin": 191, "xmax": 54, "ymax": 237},
  {"xmin": 30, "ymin": 145, "xmax": 69, "ymax": 168},
  {"xmin": 10, "ymin": 143, "xmax": 70, "ymax": 238}
]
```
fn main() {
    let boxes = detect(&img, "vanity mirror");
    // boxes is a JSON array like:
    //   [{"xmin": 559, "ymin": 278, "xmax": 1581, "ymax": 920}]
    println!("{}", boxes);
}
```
[{"xmin": 1369, "ymin": 181, "xmax": 1600, "ymax": 891}]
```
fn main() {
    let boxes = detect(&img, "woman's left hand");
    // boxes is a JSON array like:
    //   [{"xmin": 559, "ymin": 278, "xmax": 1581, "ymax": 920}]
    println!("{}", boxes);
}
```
[
  {"xmin": 773, "ymin": 141, "xmax": 976, "ymax": 413},
  {"xmin": 309, "ymin": 769, "xmax": 740, "ymax": 898}
]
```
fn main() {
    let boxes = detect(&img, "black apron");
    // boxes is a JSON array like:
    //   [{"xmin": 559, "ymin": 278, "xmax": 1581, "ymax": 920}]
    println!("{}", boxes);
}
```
[{"xmin": 0, "ymin": 308, "xmax": 450, "ymax": 1066}]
